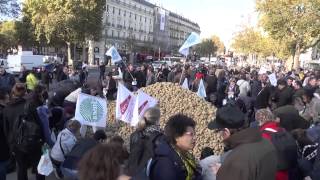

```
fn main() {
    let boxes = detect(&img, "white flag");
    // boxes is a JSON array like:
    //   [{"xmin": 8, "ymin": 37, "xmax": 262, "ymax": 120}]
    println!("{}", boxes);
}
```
[
  {"xmin": 75, "ymin": 93, "xmax": 107, "ymax": 128},
  {"xmin": 268, "ymin": 73, "xmax": 277, "ymax": 87},
  {"xmin": 159, "ymin": 9, "xmax": 165, "ymax": 31},
  {"xmin": 131, "ymin": 90, "xmax": 158, "ymax": 126},
  {"xmin": 179, "ymin": 32, "xmax": 201, "ymax": 56},
  {"xmin": 106, "ymin": 46, "xmax": 122, "ymax": 63},
  {"xmin": 118, "ymin": 67, "xmax": 123, "ymax": 79},
  {"xmin": 116, "ymin": 83, "xmax": 136, "ymax": 124},
  {"xmin": 182, "ymin": 78, "xmax": 189, "ymax": 90},
  {"xmin": 197, "ymin": 79, "xmax": 207, "ymax": 98}
]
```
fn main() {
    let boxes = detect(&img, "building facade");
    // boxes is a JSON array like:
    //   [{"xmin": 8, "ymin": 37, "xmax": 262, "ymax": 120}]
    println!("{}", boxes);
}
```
[{"xmin": 89, "ymin": 0, "xmax": 200, "ymax": 65}]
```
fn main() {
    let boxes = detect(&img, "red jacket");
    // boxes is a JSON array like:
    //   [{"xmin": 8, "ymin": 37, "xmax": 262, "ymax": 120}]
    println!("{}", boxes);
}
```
[{"xmin": 260, "ymin": 121, "xmax": 289, "ymax": 180}]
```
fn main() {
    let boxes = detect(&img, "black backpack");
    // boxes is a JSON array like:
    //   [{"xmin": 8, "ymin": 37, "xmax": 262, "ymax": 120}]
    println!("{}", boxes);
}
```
[
  {"xmin": 128, "ymin": 131, "xmax": 163, "ymax": 178},
  {"xmin": 264, "ymin": 128, "xmax": 298, "ymax": 170},
  {"xmin": 12, "ymin": 103, "xmax": 43, "ymax": 153}
]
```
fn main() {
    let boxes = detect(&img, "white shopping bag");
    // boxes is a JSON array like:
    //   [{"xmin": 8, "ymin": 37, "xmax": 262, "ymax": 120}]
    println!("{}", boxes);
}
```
[{"xmin": 37, "ymin": 150, "xmax": 53, "ymax": 176}]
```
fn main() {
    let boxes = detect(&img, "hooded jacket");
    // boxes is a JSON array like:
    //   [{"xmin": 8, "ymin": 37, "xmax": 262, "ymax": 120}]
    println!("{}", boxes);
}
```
[{"xmin": 217, "ymin": 128, "xmax": 277, "ymax": 180}]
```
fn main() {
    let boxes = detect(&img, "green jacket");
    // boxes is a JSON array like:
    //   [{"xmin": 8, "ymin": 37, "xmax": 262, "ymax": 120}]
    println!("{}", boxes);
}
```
[{"xmin": 26, "ymin": 73, "xmax": 38, "ymax": 90}]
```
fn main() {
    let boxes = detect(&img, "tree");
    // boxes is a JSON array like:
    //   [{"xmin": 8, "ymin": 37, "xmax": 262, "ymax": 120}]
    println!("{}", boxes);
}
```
[
  {"xmin": 23, "ymin": 0, "xmax": 106, "ymax": 65},
  {"xmin": 0, "ymin": 0, "xmax": 19, "ymax": 18},
  {"xmin": 256, "ymin": 0, "xmax": 320, "ymax": 69},
  {"xmin": 0, "ymin": 21, "xmax": 16, "ymax": 50},
  {"xmin": 196, "ymin": 38, "xmax": 218, "ymax": 60},
  {"xmin": 211, "ymin": 35, "xmax": 225, "ymax": 55}
]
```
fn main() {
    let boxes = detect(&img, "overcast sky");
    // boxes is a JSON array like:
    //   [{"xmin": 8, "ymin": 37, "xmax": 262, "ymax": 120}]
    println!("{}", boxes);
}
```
[{"xmin": 149, "ymin": 0, "xmax": 258, "ymax": 48}]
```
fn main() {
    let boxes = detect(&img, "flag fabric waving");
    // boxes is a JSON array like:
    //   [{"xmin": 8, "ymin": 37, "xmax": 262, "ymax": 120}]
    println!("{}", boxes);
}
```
[
  {"xmin": 179, "ymin": 32, "xmax": 201, "ymax": 56},
  {"xmin": 131, "ymin": 90, "xmax": 158, "ymax": 126},
  {"xmin": 106, "ymin": 46, "xmax": 122, "ymax": 63},
  {"xmin": 116, "ymin": 83, "xmax": 136, "ymax": 124},
  {"xmin": 182, "ymin": 78, "xmax": 189, "ymax": 90},
  {"xmin": 197, "ymin": 79, "xmax": 207, "ymax": 98}
]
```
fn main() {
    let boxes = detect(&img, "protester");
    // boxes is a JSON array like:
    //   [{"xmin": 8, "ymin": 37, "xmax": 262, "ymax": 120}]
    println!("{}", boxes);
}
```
[
  {"xmin": 150, "ymin": 114, "xmax": 202, "ymax": 180},
  {"xmin": 57, "ymin": 66, "xmax": 69, "ymax": 82},
  {"xmin": 127, "ymin": 107, "xmax": 163, "ymax": 176},
  {"xmin": 26, "ymin": 70, "xmax": 39, "ymax": 92},
  {"xmin": 99, "ymin": 62, "xmax": 106, "ymax": 80},
  {"xmin": 255, "ymin": 108, "xmax": 290, "ymax": 180},
  {"xmin": 50, "ymin": 120, "xmax": 81, "ymax": 179},
  {"xmin": 208, "ymin": 104, "xmax": 277, "ymax": 180},
  {"xmin": 146, "ymin": 67, "xmax": 156, "ymax": 86},
  {"xmin": 104, "ymin": 72, "xmax": 117, "ymax": 100},
  {"xmin": 0, "ymin": 88, "xmax": 9, "ymax": 180},
  {"xmin": 41, "ymin": 66, "xmax": 51, "ymax": 90},
  {"xmin": 78, "ymin": 143, "xmax": 130, "ymax": 180},
  {"xmin": 0, "ymin": 66, "xmax": 15, "ymax": 93},
  {"xmin": 61, "ymin": 130, "xmax": 107, "ymax": 179}
]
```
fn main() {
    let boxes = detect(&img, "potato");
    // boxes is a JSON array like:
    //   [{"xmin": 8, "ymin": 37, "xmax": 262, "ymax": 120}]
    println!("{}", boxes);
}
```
[{"xmin": 106, "ymin": 82, "xmax": 223, "ymax": 157}]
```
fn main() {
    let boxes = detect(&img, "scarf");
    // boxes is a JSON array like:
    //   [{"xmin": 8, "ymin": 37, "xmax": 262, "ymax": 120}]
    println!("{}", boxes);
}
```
[{"xmin": 173, "ymin": 146, "xmax": 197, "ymax": 180}]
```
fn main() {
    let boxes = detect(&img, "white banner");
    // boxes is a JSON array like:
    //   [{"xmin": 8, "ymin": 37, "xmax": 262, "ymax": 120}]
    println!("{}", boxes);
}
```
[
  {"xmin": 197, "ymin": 79, "xmax": 207, "ymax": 98},
  {"xmin": 116, "ymin": 83, "xmax": 136, "ymax": 124},
  {"xmin": 131, "ymin": 90, "xmax": 158, "ymax": 126},
  {"xmin": 182, "ymin": 78, "xmax": 189, "ymax": 90},
  {"xmin": 75, "ymin": 93, "xmax": 107, "ymax": 128},
  {"xmin": 268, "ymin": 73, "xmax": 277, "ymax": 87},
  {"xmin": 160, "ymin": 9, "xmax": 165, "ymax": 31}
]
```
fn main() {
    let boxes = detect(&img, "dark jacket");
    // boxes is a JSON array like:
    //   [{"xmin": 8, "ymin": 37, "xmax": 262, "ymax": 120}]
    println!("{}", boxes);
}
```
[
  {"xmin": 205, "ymin": 75, "xmax": 217, "ymax": 95},
  {"xmin": 167, "ymin": 71, "xmax": 175, "ymax": 82},
  {"xmin": 250, "ymin": 79, "xmax": 262, "ymax": 98},
  {"xmin": 3, "ymin": 97, "xmax": 26, "ymax": 150},
  {"xmin": 0, "ymin": 71, "xmax": 15, "ymax": 93},
  {"xmin": 135, "ymin": 70, "xmax": 146, "ymax": 88},
  {"xmin": 217, "ymin": 128, "xmax": 277, "ymax": 180},
  {"xmin": 41, "ymin": 70, "xmax": 51, "ymax": 84},
  {"xmin": 150, "ymin": 140, "xmax": 202, "ymax": 180},
  {"xmin": 62, "ymin": 138, "xmax": 98, "ymax": 170},
  {"xmin": 274, "ymin": 86, "xmax": 294, "ymax": 108},
  {"xmin": 0, "ymin": 103, "xmax": 10, "ymax": 161},
  {"xmin": 274, "ymin": 105, "xmax": 310, "ymax": 131},
  {"xmin": 255, "ymin": 85, "xmax": 273, "ymax": 109},
  {"xmin": 57, "ymin": 72, "xmax": 68, "ymax": 82}
]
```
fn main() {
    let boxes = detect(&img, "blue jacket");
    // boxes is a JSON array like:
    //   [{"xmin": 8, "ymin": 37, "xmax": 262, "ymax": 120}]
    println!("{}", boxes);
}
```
[
  {"xmin": 150, "ymin": 140, "xmax": 202, "ymax": 180},
  {"xmin": 37, "ymin": 105, "xmax": 55, "ymax": 147}
]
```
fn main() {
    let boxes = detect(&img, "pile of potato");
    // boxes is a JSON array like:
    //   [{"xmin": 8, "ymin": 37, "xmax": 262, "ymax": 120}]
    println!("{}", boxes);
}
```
[{"xmin": 107, "ymin": 82, "xmax": 223, "ymax": 157}]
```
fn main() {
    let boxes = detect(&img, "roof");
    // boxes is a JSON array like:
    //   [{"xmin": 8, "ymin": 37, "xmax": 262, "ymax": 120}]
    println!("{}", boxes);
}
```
[{"xmin": 132, "ymin": 0, "xmax": 156, "ymax": 8}]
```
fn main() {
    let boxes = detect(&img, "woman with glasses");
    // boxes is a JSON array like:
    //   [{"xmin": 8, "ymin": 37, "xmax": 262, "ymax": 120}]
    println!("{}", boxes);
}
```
[{"xmin": 149, "ymin": 114, "xmax": 202, "ymax": 180}]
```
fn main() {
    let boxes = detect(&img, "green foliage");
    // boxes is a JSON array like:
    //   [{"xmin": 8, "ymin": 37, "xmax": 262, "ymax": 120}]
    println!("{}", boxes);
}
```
[
  {"xmin": 256, "ymin": 0, "xmax": 320, "ymax": 67},
  {"xmin": 196, "ymin": 36, "xmax": 224, "ymax": 58},
  {"xmin": 23, "ymin": 0, "xmax": 106, "ymax": 44}
]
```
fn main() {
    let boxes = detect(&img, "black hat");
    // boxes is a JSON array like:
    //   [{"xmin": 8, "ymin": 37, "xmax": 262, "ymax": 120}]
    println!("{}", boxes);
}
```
[{"xmin": 208, "ymin": 105, "xmax": 245, "ymax": 130}]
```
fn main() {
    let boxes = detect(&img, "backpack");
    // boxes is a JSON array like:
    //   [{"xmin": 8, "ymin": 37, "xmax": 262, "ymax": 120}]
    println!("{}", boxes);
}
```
[
  {"xmin": 263, "ymin": 128, "xmax": 298, "ymax": 170},
  {"xmin": 128, "ymin": 131, "xmax": 164, "ymax": 178},
  {"xmin": 12, "ymin": 103, "xmax": 43, "ymax": 153}
]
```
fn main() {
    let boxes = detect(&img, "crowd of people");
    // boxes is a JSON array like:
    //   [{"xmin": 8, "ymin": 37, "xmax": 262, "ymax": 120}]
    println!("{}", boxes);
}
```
[{"xmin": 0, "ymin": 59, "xmax": 320, "ymax": 180}]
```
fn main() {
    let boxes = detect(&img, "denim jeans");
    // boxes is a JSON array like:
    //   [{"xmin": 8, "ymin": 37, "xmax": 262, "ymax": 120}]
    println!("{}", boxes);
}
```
[{"xmin": 0, "ymin": 161, "xmax": 8, "ymax": 180}]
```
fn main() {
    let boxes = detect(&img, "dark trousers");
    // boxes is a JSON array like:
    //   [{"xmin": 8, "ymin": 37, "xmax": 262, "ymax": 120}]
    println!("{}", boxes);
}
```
[
  {"xmin": 15, "ymin": 149, "xmax": 45, "ymax": 180},
  {"xmin": 0, "ymin": 161, "xmax": 7, "ymax": 180}
]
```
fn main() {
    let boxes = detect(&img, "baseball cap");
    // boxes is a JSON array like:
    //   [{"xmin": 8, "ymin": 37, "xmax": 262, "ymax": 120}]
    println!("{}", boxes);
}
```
[{"xmin": 208, "ymin": 105, "xmax": 245, "ymax": 130}]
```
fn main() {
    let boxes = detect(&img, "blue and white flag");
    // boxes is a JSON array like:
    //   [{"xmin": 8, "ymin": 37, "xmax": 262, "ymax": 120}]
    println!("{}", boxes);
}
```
[
  {"xmin": 197, "ymin": 79, "xmax": 207, "ymax": 98},
  {"xmin": 179, "ymin": 32, "xmax": 201, "ymax": 56},
  {"xmin": 106, "ymin": 46, "xmax": 122, "ymax": 63},
  {"xmin": 182, "ymin": 78, "xmax": 189, "ymax": 90}
]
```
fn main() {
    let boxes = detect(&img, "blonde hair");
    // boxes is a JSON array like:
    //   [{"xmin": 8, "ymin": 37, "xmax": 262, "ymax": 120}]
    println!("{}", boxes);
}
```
[
  {"xmin": 255, "ymin": 108, "xmax": 276, "ymax": 125},
  {"xmin": 66, "ymin": 120, "xmax": 81, "ymax": 133},
  {"xmin": 137, "ymin": 107, "xmax": 160, "ymax": 130}
]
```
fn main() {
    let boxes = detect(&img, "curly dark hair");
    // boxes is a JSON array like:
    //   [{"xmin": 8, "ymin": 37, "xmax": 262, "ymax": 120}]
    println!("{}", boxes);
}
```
[
  {"xmin": 78, "ymin": 143, "xmax": 128, "ymax": 180},
  {"xmin": 164, "ymin": 114, "xmax": 196, "ymax": 145}
]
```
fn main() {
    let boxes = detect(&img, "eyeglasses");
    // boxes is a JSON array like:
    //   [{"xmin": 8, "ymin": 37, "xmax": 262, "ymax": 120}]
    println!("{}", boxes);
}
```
[{"xmin": 184, "ymin": 132, "xmax": 196, "ymax": 137}]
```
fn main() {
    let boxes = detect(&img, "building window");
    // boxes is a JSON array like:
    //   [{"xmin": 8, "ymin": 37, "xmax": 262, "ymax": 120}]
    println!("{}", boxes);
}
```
[
  {"xmin": 113, "ymin": 7, "xmax": 115, "ymax": 14},
  {"xmin": 112, "ymin": 30, "xmax": 114, "ymax": 37},
  {"xmin": 140, "ymin": 16, "xmax": 142, "ymax": 22},
  {"xmin": 145, "ymin": 17, "xmax": 146, "ymax": 22},
  {"xmin": 150, "ymin": 19, "xmax": 151, "ymax": 24},
  {"xmin": 118, "ymin": 31, "xmax": 120, "ymax": 37},
  {"xmin": 130, "ymin": 12, "xmax": 132, "ymax": 18},
  {"xmin": 107, "ymin": 5, "xmax": 109, "ymax": 12},
  {"xmin": 135, "ymin": 14, "xmax": 137, "ymax": 20},
  {"xmin": 123, "ymin": 32, "xmax": 125, "ymax": 37},
  {"xmin": 119, "ymin": 9, "xmax": 121, "ymax": 15},
  {"xmin": 124, "ymin": 10, "xmax": 126, "ymax": 17}
]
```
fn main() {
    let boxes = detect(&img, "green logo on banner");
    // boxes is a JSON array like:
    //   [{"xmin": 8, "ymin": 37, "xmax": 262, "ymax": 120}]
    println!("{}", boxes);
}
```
[{"xmin": 80, "ymin": 98, "xmax": 104, "ymax": 122}]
